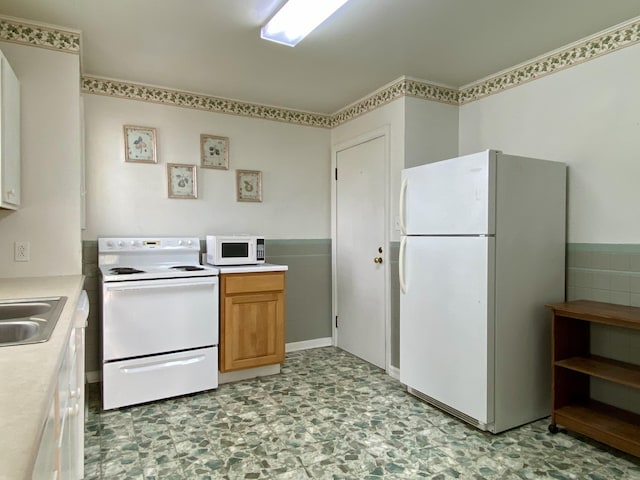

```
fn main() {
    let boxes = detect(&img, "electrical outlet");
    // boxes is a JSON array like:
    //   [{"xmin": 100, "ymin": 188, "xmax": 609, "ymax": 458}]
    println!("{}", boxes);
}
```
[{"xmin": 14, "ymin": 241, "xmax": 30, "ymax": 262}]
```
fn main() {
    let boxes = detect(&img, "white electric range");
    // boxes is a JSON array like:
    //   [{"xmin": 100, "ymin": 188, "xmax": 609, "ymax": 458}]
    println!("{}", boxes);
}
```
[{"xmin": 99, "ymin": 237, "xmax": 219, "ymax": 410}]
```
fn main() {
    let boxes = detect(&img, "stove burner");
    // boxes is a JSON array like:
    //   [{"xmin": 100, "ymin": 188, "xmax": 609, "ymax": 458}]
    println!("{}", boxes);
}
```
[
  {"xmin": 110, "ymin": 267, "xmax": 145, "ymax": 275},
  {"xmin": 170, "ymin": 265, "xmax": 205, "ymax": 271}
]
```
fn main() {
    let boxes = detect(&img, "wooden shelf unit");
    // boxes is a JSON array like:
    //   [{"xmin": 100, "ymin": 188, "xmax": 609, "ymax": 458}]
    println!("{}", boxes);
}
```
[{"xmin": 546, "ymin": 300, "xmax": 640, "ymax": 457}]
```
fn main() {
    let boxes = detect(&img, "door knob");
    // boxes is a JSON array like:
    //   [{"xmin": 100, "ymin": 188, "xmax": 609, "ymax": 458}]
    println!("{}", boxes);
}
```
[{"xmin": 374, "ymin": 257, "xmax": 383, "ymax": 264}]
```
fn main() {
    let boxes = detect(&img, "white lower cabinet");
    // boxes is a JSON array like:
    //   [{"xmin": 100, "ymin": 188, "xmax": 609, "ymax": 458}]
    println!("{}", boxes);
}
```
[
  {"xmin": 32, "ymin": 293, "xmax": 87, "ymax": 480},
  {"xmin": 31, "ymin": 399, "xmax": 57, "ymax": 480}
]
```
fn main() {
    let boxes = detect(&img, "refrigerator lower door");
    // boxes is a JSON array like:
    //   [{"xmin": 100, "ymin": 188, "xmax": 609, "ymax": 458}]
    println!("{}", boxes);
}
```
[{"xmin": 400, "ymin": 235, "xmax": 495, "ymax": 427}]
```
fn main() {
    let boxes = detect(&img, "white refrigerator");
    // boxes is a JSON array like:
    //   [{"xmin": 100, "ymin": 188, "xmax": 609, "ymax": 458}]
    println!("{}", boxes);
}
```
[{"xmin": 399, "ymin": 149, "xmax": 566, "ymax": 433}]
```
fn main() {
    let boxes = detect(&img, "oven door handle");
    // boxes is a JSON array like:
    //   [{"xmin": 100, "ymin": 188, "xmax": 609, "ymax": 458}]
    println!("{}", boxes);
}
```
[
  {"xmin": 105, "ymin": 281, "xmax": 215, "ymax": 292},
  {"xmin": 120, "ymin": 354, "xmax": 207, "ymax": 374}
]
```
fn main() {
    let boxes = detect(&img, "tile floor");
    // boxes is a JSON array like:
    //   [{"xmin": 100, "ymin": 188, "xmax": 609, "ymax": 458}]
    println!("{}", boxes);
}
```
[{"xmin": 84, "ymin": 347, "xmax": 640, "ymax": 479}]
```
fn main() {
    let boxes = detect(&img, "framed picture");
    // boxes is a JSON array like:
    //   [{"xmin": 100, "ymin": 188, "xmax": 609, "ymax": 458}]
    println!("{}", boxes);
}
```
[
  {"xmin": 167, "ymin": 163, "xmax": 198, "ymax": 199},
  {"xmin": 200, "ymin": 134, "xmax": 229, "ymax": 170},
  {"xmin": 236, "ymin": 169, "xmax": 262, "ymax": 202},
  {"xmin": 124, "ymin": 125, "xmax": 157, "ymax": 163}
]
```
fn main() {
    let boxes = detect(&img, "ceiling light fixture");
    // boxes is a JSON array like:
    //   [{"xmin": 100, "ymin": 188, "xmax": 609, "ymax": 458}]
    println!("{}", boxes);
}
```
[{"xmin": 261, "ymin": 0, "xmax": 350, "ymax": 47}]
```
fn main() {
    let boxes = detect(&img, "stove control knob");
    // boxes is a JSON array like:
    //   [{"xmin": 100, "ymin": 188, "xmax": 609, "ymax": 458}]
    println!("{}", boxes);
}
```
[
  {"xmin": 187, "ymin": 240, "xmax": 193, "ymax": 246},
  {"xmin": 130, "ymin": 240, "xmax": 137, "ymax": 247},
  {"xmin": 117, "ymin": 241, "xmax": 124, "ymax": 247},
  {"xmin": 106, "ymin": 241, "xmax": 114, "ymax": 248},
  {"xmin": 177, "ymin": 240, "xmax": 183, "ymax": 246}
]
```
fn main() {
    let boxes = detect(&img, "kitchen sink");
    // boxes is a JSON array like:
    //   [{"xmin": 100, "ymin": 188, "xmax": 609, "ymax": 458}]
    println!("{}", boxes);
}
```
[
  {"xmin": 0, "ymin": 302, "xmax": 52, "ymax": 320},
  {"xmin": 0, "ymin": 297, "xmax": 67, "ymax": 346},
  {"xmin": 0, "ymin": 321, "xmax": 40, "ymax": 343}
]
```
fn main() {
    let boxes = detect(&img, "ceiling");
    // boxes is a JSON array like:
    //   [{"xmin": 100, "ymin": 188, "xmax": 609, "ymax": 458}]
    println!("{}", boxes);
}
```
[{"xmin": 1, "ymin": 0, "xmax": 640, "ymax": 114}]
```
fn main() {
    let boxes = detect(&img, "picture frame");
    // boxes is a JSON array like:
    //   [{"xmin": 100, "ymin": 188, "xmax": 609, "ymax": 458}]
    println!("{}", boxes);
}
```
[
  {"xmin": 200, "ymin": 134, "xmax": 229, "ymax": 170},
  {"xmin": 124, "ymin": 125, "xmax": 157, "ymax": 163},
  {"xmin": 236, "ymin": 169, "xmax": 262, "ymax": 202},
  {"xmin": 167, "ymin": 163, "xmax": 198, "ymax": 199}
]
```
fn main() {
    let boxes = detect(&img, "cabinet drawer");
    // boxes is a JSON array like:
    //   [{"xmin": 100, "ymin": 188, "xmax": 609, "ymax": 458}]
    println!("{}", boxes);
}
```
[{"xmin": 224, "ymin": 272, "xmax": 285, "ymax": 294}]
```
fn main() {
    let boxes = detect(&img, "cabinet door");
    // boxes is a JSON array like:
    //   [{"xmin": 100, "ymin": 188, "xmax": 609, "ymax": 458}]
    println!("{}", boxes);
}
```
[
  {"xmin": 31, "ymin": 397, "xmax": 57, "ymax": 480},
  {"xmin": 0, "ymin": 50, "xmax": 20, "ymax": 209},
  {"xmin": 221, "ymin": 291, "xmax": 285, "ymax": 371}
]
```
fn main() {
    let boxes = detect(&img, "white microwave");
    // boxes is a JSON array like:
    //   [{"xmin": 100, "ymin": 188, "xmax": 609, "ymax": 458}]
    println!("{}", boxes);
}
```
[{"xmin": 206, "ymin": 235, "xmax": 265, "ymax": 266}]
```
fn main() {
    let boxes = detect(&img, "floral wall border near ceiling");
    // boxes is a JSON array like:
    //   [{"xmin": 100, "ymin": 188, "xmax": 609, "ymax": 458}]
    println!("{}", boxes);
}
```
[
  {"xmin": 81, "ymin": 76, "xmax": 333, "ymax": 129},
  {"xmin": 0, "ymin": 16, "xmax": 80, "ymax": 53},
  {"xmin": 1, "ymin": 15, "xmax": 639, "ymax": 128}
]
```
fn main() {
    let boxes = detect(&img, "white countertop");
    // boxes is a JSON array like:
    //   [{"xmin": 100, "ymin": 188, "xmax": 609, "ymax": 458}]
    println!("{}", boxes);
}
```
[
  {"xmin": 0, "ymin": 275, "xmax": 84, "ymax": 480},
  {"xmin": 215, "ymin": 263, "xmax": 288, "ymax": 274}
]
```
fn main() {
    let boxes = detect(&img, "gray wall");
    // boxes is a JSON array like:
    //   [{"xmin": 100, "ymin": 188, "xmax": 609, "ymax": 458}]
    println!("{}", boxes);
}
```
[
  {"xmin": 566, "ymin": 243, "xmax": 640, "ymax": 414},
  {"xmin": 82, "ymin": 239, "xmax": 332, "ymax": 375}
]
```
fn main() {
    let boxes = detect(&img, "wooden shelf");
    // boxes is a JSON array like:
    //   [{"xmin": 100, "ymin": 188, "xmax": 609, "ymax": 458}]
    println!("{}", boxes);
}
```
[
  {"xmin": 546, "ymin": 300, "xmax": 640, "ymax": 330},
  {"xmin": 555, "ymin": 355, "xmax": 640, "ymax": 389},
  {"xmin": 554, "ymin": 401, "xmax": 640, "ymax": 457},
  {"xmin": 546, "ymin": 300, "xmax": 640, "ymax": 458}
]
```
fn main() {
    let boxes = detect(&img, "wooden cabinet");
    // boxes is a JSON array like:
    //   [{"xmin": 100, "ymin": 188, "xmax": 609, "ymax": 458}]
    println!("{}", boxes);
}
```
[
  {"xmin": 546, "ymin": 300, "xmax": 640, "ymax": 457},
  {"xmin": 0, "ymin": 49, "xmax": 20, "ymax": 209},
  {"xmin": 220, "ymin": 271, "xmax": 285, "ymax": 372}
]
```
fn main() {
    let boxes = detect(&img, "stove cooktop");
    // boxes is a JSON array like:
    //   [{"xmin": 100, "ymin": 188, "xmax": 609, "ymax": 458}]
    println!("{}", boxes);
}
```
[
  {"xmin": 99, "ymin": 263, "xmax": 219, "ymax": 281},
  {"xmin": 98, "ymin": 237, "xmax": 219, "ymax": 281},
  {"xmin": 109, "ymin": 267, "xmax": 145, "ymax": 275}
]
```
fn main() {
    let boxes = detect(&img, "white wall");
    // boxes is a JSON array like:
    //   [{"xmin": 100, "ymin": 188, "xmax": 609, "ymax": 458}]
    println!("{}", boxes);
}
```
[
  {"xmin": 82, "ymin": 94, "xmax": 331, "ymax": 240},
  {"xmin": 0, "ymin": 42, "xmax": 81, "ymax": 278},
  {"xmin": 459, "ymin": 43, "xmax": 640, "ymax": 244},
  {"xmin": 404, "ymin": 96, "xmax": 459, "ymax": 169}
]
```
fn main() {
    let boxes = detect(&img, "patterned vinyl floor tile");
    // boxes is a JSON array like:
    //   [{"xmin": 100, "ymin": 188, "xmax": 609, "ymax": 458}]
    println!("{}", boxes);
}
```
[{"xmin": 85, "ymin": 347, "xmax": 640, "ymax": 480}]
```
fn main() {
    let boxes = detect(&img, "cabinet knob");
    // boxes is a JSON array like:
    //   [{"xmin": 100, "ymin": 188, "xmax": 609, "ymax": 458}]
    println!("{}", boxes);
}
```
[{"xmin": 374, "ymin": 257, "xmax": 383, "ymax": 264}]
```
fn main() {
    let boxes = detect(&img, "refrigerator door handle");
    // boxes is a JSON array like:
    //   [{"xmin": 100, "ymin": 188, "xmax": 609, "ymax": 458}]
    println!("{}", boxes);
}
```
[
  {"xmin": 399, "ymin": 236, "xmax": 407, "ymax": 294},
  {"xmin": 399, "ymin": 177, "xmax": 408, "ymax": 235}
]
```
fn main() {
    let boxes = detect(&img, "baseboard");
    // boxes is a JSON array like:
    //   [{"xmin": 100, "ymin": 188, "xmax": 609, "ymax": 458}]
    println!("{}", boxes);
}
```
[
  {"xmin": 218, "ymin": 364, "xmax": 280, "ymax": 384},
  {"xmin": 286, "ymin": 337, "xmax": 333, "ymax": 352},
  {"xmin": 387, "ymin": 365, "xmax": 400, "ymax": 380}
]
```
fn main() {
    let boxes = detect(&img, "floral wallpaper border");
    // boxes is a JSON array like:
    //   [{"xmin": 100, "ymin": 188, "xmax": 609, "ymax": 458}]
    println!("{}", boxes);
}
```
[
  {"xmin": 332, "ymin": 79, "xmax": 459, "ymax": 126},
  {"xmin": 81, "ymin": 76, "xmax": 333, "ymax": 128},
  {"xmin": 3, "ymin": 15, "xmax": 640, "ymax": 126},
  {"xmin": 0, "ymin": 16, "xmax": 80, "ymax": 53},
  {"xmin": 459, "ymin": 18, "xmax": 640, "ymax": 104}
]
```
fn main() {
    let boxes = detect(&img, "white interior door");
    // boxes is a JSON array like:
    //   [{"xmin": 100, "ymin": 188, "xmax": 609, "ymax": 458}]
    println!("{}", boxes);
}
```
[{"xmin": 335, "ymin": 134, "xmax": 386, "ymax": 369}]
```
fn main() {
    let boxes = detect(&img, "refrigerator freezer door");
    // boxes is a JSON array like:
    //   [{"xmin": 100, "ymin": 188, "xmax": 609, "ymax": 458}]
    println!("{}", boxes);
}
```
[
  {"xmin": 401, "ymin": 150, "xmax": 495, "ymax": 235},
  {"xmin": 400, "ymin": 235, "xmax": 494, "ymax": 425}
]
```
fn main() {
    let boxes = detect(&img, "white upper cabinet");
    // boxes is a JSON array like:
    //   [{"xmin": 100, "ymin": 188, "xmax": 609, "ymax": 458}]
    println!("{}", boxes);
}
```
[{"xmin": 0, "ymin": 49, "xmax": 20, "ymax": 209}]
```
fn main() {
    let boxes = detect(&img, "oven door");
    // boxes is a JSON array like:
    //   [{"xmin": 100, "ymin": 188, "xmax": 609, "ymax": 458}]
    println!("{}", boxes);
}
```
[
  {"xmin": 102, "ymin": 347, "xmax": 218, "ymax": 410},
  {"xmin": 102, "ymin": 276, "xmax": 218, "ymax": 361}
]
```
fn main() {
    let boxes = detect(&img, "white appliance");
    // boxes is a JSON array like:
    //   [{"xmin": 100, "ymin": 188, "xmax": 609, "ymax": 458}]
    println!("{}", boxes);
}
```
[
  {"xmin": 206, "ymin": 235, "xmax": 265, "ymax": 266},
  {"xmin": 99, "ymin": 237, "xmax": 219, "ymax": 410},
  {"xmin": 399, "ymin": 150, "xmax": 566, "ymax": 433}
]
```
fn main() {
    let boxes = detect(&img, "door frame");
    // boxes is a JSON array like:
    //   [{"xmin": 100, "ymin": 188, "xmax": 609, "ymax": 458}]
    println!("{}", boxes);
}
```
[{"xmin": 331, "ymin": 126, "xmax": 391, "ymax": 372}]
